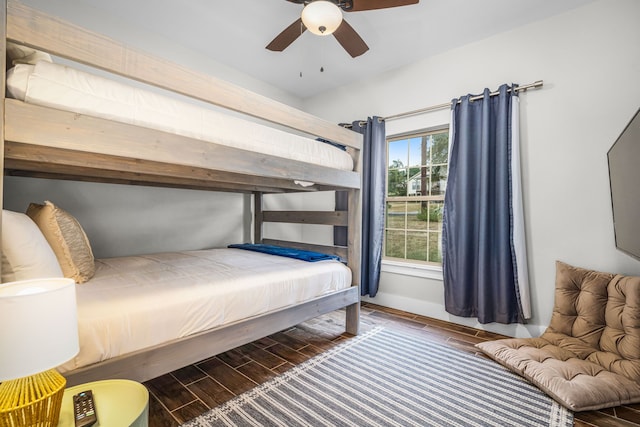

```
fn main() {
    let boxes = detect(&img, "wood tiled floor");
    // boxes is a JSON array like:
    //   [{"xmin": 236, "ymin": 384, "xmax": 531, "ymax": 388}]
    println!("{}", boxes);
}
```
[{"xmin": 144, "ymin": 303, "xmax": 640, "ymax": 426}]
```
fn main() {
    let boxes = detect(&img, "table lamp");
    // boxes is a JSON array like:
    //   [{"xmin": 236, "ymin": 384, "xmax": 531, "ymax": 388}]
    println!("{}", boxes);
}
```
[{"xmin": 0, "ymin": 278, "xmax": 79, "ymax": 427}]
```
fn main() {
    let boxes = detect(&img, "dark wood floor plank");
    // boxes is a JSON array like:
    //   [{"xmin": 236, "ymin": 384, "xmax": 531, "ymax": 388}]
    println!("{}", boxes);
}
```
[
  {"xmin": 272, "ymin": 361, "xmax": 295, "ymax": 375},
  {"xmin": 148, "ymin": 394, "xmax": 180, "ymax": 427},
  {"xmin": 196, "ymin": 357, "xmax": 257, "ymax": 395},
  {"xmin": 602, "ymin": 408, "xmax": 621, "ymax": 417},
  {"xmin": 170, "ymin": 364, "xmax": 207, "ymax": 386},
  {"xmin": 266, "ymin": 342, "xmax": 311, "ymax": 365},
  {"xmin": 269, "ymin": 331, "xmax": 310, "ymax": 351},
  {"xmin": 236, "ymin": 360, "xmax": 278, "ymax": 384},
  {"xmin": 613, "ymin": 407, "xmax": 640, "ymax": 424},
  {"xmin": 144, "ymin": 373, "xmax": 197, "ymax": 412},
  {"xmin": 368, "ymin": 310, "xmax": 429, "ymax": 329},
  {"xmin": 418, "ymin": 314, "xmax": 492, "ymax": 337},
  {"xmin": 298, "ymin": 344, "xmax": 326, "ymax": 358},
  {"xmin": 446, "ymin": 333, "xmax": 488, "ymax": 346},
  {"xmin": 216, "ymin": 343, "xmax": 260, "ymax": 368},
  {"xmin": 187, "ymin": 376, "xmax": 235, "ymax": 408},
  {"xmin": 171, "ymin": 400, "xmax": 210, "ymax": 424},
  {"xmin": 241, "ymin": 345, "xmax": 289, "ymax": 370},
  {"xmin": 363, "ymin": 302, "xmax": 418, "ymax": 320},
  {"xmin": 294, "ymin": 322, "xmax": 350, "ymax": 341},
  {"xmin": 282, "ymin": 326, "xmax": 342, "ymax": 350},
  {"xmin": 252, "ymin": 335, "xmax": 278, "ymax": 348},
  {"xmin": 576, "ymin": 411, "xmax": 640, "ymax": 427}
]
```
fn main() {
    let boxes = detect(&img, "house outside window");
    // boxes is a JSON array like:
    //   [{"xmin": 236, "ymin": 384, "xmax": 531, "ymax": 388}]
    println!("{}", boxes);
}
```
[{"xmin": 385, "ymin": 127, "xmax": 449, "ymax": 265}]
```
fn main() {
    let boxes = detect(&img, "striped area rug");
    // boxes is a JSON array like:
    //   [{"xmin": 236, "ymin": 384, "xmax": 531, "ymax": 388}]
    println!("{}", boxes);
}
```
[{"xmin": 183, "ymin": 326, "xmax": 573, "ymax": 427}]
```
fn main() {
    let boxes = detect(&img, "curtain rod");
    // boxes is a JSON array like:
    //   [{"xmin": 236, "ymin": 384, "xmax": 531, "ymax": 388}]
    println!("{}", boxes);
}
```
[{"xmin": 382, "ymin": 80, "xmax": 543, "ymax": 122}]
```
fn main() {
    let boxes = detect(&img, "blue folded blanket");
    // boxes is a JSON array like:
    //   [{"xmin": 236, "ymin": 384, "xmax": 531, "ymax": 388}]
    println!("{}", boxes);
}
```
[{"xmin": 228, "ymin": 243, "xmax": 341, "ymax": 262}]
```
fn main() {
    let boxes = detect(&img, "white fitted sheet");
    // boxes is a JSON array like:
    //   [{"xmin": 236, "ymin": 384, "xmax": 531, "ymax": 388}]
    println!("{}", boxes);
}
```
[
  {"xmin": 6, "ymin": 62, "xmax": 354, "ymax": 171},
  {"xmin": 58, "ymin": 248, "xmax": 351, "ymax": 372}
]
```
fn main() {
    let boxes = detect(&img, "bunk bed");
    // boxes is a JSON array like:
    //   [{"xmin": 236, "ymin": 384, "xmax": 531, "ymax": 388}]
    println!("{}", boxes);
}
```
[{"xmin": 0, "ymin": 0, "xmax": 362, "ymax": 386}]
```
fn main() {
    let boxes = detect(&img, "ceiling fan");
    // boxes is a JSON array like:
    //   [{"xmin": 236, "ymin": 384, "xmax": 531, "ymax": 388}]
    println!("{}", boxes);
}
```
[{"xmin": 266, "ymin": 0, "xmax": 419, "ymax": 58}]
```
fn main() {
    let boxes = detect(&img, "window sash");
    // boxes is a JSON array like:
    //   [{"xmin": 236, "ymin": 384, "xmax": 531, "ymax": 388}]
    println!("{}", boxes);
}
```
[{"xmin": 384, "ymin": 127, "xmax": 448, "ymax": 266}]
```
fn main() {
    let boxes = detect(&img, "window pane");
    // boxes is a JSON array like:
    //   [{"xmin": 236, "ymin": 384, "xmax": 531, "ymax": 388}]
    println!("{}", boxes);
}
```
[
  {"xmin": 428, "ymin": 231, "xmax": 442, "ymax": 263},
  {"xmin": 406, "ymin": 231, "xmax": 428, "ymax": 262},
  {"xmin": 385, "ymin": 230, "xmax": 406, "ymax": 258},
  {"xmin": 408, "ymin": 137, "xmax": 425, "ymax": 167},
  {"xmin": 385, "ymin": 201, "xmax": 406, "ymax": 229},
  {"xmin": 407, "ymin": 201, "xmax": 427, "ymax": 231},
  {"xmin": 405, "ymin": 167, "xmax": 418, "ymax": 197},
  {"xmin": 428, "ymin": 165, "xmax": 447, "ymax": 196},
  {"xmin": 407, "ymin": 167, "xmax": 428, "ymax": 197},
  {"xmin": 431, "ymin": 132, "xmax": 449, "ymax": 164},
  {"xmin": 388, "ymin": 140, "xmax": 407, "ymax": 169},
  {"xmin": 426, "ymin": 135, "xmax": 433, "ymax": 165},
  {"xmin": 388, "ymin": 168, "xmax": 407, "ymax": 197},
  {"xmin": 428, "ymin": 201, "xmax": 444, "ymax": 231},
  {"xmin": 430, "ymin": 165, "xmax": 447, "ymax": 196}
]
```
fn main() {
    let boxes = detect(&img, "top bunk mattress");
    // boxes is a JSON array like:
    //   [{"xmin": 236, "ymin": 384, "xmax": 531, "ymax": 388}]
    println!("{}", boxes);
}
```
[
  {"xmin": 59, "ymin": 248, "xmax": 352, "ymax": 373},
  {"xmin": 6, "ymin": 61, "xmax": 354, "ymax": 171}
]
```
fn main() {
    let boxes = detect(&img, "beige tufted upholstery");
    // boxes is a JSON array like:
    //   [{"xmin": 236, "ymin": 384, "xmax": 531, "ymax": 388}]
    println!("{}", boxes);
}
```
[{"xmin": 476, "ymin": 261, "xmax": 640, "ymax": 412}]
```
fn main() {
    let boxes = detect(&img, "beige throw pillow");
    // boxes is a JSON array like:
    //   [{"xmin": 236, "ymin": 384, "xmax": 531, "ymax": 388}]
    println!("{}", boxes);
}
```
[{"xmin": 26, "ymin": 201, "xmax": 95, "ymax": 283}]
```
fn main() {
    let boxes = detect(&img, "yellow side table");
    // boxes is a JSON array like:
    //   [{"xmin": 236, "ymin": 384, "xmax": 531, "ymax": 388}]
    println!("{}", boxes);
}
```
[{"xmin": 57, "ymin": 379, "xmax": 149, "ymax": 427}]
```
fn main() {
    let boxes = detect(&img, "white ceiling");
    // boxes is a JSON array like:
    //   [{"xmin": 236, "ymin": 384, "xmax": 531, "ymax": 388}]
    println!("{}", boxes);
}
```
[{"xmin": 72, "ymin": 0, "xmax": 595, "ymax": 99}]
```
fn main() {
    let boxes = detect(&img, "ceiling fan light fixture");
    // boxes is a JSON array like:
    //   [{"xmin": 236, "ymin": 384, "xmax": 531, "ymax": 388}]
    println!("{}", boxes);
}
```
[{"xmin": 301, "ymin": 1, "xmax": 343, "ymax": 36}]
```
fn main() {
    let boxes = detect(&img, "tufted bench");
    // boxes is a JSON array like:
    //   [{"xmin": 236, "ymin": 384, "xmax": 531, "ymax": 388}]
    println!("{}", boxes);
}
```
[{"xmin": 476, "ymin": 261, "xmax": 640, "ymax": 412}]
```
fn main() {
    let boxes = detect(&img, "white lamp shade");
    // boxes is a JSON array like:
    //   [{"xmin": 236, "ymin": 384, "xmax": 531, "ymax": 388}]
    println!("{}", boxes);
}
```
[
  {"xmin": 301, "ymin": 1, "xmax": 343, "ymax": 36},
  {"xmin": 0, "ymin": 278, "xmax": 79, "ymax": 380}
]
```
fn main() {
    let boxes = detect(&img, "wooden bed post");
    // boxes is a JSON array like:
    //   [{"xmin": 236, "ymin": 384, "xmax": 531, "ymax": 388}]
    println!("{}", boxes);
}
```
[
  {"xmin": 345, "ymin": 188, "xmax": 362, "ymax": 335},
  {"xmin": 254, "ymin": 192, "xmax": 263, "ymax": 244},
  {"xmin": 349, "ymin": 138, "xmax": 364, "ymax": 336}
]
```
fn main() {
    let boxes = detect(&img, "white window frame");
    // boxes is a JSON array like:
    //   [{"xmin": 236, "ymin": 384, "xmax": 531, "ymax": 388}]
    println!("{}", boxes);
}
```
[{"xmin": 382, "ymin": 125, "xmax": 449, "ymax": 279}]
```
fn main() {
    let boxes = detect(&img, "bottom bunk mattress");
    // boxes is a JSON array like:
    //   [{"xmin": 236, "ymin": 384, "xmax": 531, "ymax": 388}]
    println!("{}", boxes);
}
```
[{"xmin": 59, "ymin": 248, "xmax": 352, "ymax": 373}]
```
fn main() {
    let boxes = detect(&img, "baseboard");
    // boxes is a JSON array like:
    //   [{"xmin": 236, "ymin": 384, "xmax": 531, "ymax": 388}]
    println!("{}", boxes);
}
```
[{"xmin": 363, "ymin": 292, "xmax": 546, "ymax": 338}]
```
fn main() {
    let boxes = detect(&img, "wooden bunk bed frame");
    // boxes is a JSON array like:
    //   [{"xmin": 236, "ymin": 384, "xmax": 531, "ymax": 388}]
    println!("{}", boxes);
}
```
[{"xmin": 0, "ymin": 0, "xmax": 362, "ymax": 386}]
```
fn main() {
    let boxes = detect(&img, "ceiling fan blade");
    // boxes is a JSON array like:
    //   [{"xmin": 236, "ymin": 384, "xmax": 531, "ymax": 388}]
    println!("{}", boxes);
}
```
[
  {"xmin": 333, "ymin": 19, "xmax": 369, "ymax": 58},
  {"xmin": 266, "ymin": 18, "xmax": 306, "ymax": 51},
  {"xmin": 347, "ymin": 0, "xmax": 419, "ymax": 12}
]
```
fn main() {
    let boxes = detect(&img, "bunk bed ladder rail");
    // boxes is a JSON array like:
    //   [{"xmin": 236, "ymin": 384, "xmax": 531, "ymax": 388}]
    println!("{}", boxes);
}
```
[{"xmin": 254, "ymin": 192, "xmax": 361, "ymax": 335}]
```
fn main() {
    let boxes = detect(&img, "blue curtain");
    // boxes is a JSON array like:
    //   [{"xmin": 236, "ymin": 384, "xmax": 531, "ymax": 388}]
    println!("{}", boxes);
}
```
[
  {"xmin": 335, "ymin": 117, "xmax": 386, "ymax": 297},
  {"xmin": 442, "ymin": 84, "xmax": 530, "ymax": 324}
]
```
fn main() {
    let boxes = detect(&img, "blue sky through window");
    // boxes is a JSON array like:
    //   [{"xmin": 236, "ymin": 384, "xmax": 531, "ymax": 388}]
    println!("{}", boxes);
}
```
[{"xmin": 389, "ymin": 136, "xmax": 431, "ymax": 168}]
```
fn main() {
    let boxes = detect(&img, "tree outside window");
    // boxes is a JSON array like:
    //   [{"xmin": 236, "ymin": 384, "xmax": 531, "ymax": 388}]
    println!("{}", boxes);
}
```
[{"xmin": 385, "ymin": 128, "xmax": 449, "ymax": 264}]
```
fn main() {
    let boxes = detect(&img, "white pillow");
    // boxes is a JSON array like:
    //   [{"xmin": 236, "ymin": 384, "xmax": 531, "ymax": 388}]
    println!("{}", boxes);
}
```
[
  {"xmin": 1, "ymin": 209, "xmax": 63, "ymax": 283},
  {"xmin": 6, "ymin": 41, "xmax": 53, "ymax": 66},
  {"xmin": 6, "ymin": 64, "xmax": 34, "ymax": 101}
]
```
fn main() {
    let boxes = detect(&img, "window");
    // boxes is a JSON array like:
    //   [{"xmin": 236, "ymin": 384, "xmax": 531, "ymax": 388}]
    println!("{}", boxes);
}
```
[{"xmin": 385, "ymin": 127, "xmax": 449, "ymax": 265}]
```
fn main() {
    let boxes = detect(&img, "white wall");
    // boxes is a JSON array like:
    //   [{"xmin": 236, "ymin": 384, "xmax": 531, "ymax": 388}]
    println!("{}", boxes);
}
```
[{"xmin": 303, "ymin": 0, "xmax": 640, "ymax": 337}]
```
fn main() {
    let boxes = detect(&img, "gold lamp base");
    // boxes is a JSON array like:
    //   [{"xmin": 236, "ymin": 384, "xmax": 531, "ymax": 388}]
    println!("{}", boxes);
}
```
[{"xmin": 0, "ymin": 369, "xmax": 66, "ymax": 427}]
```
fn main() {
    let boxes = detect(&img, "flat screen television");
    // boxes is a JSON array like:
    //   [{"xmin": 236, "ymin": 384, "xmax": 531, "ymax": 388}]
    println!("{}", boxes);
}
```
[{"xmin": 608, "ymin": 108, "xmax": 640, "ymax": 260}]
